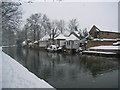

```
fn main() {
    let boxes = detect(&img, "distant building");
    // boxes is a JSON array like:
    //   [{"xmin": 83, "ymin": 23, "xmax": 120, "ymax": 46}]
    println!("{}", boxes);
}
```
[
  {"xmin": 86, "ymin": 25, "xmax": 120, "ymax": 49},
  {"xmin": 70, "ymin": 31, "xmax": 80, "ymax": 39},
  {"xmin": 39, "ymin": 34, "xmax": 67, "ymax": 49},
  {"xmin": 86, "ymin": 39, "xmax": 119, "ymax": 48},
  {"xmin": 89, "ymin": 25, "xmax": 120, "ymax": 39},
  {"xmin": 65, "ymin": 33, "xmax": 80, "ymax": 53},
  {"xmin": 39, "ymin": 34, "xmax": 50, "ymax": 48},
  {"xmin": 54, "ymin": 34, "xmax": 66, "ymax": 47}
]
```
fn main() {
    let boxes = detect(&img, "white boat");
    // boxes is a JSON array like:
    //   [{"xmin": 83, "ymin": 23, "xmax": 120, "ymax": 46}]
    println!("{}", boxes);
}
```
[{"xmin": 46, "ymin": 45, "xmax": 62, "ymax": 52}]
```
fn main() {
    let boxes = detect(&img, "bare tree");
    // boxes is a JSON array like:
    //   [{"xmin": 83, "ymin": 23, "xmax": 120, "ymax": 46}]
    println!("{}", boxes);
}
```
[
  {"xmin": 47, "ymin": 20, "xmax": 60, "ymax": 41},
  {"xmin": 83, "ymin": 28, "xmax": 88, "ymax": 37},
  {"xmin": 26, "ymin": 13, "xmax": 42, "ymax": 41},
  {"xmin": 42, "ymin": 14, "xmax": 50, "ymax": 35},
  {"xmin": 2, "ymin": 2, "xmax": 22, "ymax": 46},
  {"xmin": 54, "ymin": 20, "xmax": 65, "ymax": 34},
  {"xmin": 78, "ymin": 28, "xmax": 88, "ymax": 39},
  {"xmin": 68, "ymin": 18, "xmax": 79, "ymax": 33},
  {"xmin": 22, "ymin": 23, "xmax": 30, "ymax": 40}
]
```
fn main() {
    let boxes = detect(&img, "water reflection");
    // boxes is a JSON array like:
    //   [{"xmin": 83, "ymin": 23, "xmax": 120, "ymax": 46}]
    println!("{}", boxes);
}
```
[{"xmin": 3, "ymin": 47, "xmax": 119, "ymax": 88}]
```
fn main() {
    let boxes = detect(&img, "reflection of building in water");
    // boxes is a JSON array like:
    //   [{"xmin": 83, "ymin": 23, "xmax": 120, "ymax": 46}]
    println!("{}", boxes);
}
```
[
  {"xmin": 80, "ymin": 55, "xmax": 118, "ymax": 76},
  {"xmin": 3, "ymin": 47, "xmax": 119, "ymax": 87}
]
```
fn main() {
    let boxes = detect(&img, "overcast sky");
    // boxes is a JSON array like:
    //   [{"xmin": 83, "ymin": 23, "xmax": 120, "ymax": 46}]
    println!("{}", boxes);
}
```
[{"xmin": 21, "ymin": 2, "xmax": 118, "ymax": 31}]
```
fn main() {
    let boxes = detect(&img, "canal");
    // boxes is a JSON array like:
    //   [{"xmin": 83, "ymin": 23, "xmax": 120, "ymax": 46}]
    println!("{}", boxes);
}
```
[{"xmin": 3, "ymin": 47, "xmax": 119, "ymax": 88}]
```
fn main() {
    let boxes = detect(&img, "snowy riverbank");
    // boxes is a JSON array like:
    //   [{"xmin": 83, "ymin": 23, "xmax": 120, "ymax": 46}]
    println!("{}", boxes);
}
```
[{"xmin": 0, "ymin": 47, "xmax": 55, "ymax": 89}]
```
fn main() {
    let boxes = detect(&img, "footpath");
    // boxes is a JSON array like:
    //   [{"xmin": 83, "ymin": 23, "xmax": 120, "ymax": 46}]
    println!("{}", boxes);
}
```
[{"xmin": 0, "ymin": 47, "xmax": 55, "ymax": 89}]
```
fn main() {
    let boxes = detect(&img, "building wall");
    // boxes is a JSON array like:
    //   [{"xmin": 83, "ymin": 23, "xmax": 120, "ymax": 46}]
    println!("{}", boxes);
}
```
[
  {"xmin": 89, "ymin": 28, "xmax": 100, "ymax": 38},
  {"xmin": 89, "ymin": 25, "xmax": 100, "ymax": 38},
  {"xmin": 99, "ymin": 31, "xmax": 120, "ymax": 39},
  {"xmin": 86, "ymin": 40, "xmax": 117, "ymax": 49},
  {"xmin": 60, "ymin": 40, "xmax": 65, "ymax": 47},
  {"xmin": 66, "ymin": 40, "xmax": 79, "ymax": 49},
  {"xmin": 54, "ymin": 39, "xmax": 65, "ymax": 47},
  {"xmin": 39, "ymin": 41, "xmax": 48, "ymax": 48},
  {"xmin": 89, "ymin": 25, "xmax": 120, "ymax": 39}
]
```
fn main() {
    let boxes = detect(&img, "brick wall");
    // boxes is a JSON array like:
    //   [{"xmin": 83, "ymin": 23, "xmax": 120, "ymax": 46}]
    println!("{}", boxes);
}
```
[
  {"xmin": 99, "ymin": 31, "xmax": 120, "ymax": 39},
  {"xmin": 86, "ymin": 40, "xmax": 117, "ymax": 48}
]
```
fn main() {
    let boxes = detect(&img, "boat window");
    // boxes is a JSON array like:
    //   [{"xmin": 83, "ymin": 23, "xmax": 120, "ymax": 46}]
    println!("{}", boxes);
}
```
[{"xmin": 50, "ymin": 46, "xmax": 52, "ymax": 49}]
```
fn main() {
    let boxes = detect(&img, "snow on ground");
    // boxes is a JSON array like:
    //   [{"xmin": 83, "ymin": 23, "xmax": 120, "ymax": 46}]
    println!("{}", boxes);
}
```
[
  {"xmin": 1, "ymin": 47, "xmax": 55, "ymax": 89},
  {"xmin": 89, "ymin": 46, "xmax": 120, "ymax": 50},
  {"xmin": 83, "ymin": 51, "xmax": 116, "ymax": 54}
]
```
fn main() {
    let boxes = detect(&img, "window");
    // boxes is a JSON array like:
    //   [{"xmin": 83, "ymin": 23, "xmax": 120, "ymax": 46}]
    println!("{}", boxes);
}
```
[
  {"xmin": 67, "ymin": 41, "xmax": 68, "ymax": 46},
  {"xmin": 67, "ymin": 41, "xmax": 70, "ymax": 46},
  {"xmin": 94, "ymin": 32, "xmax": 99, "ymax": 38}
]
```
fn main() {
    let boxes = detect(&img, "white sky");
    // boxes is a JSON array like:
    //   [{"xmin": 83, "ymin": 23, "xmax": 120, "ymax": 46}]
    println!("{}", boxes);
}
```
[{"xmin": 20, "ymin": 1, "xmax": 118, "ymax": 31}]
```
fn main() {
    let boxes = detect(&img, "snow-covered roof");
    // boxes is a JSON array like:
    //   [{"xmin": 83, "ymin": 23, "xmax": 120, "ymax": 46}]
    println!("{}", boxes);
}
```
[
  {"xmin": 89, "ymin": 45, "xmax": 120, "ymax": 50},
  {"xmin": 34, "ymin": 41, "xmax": 38, "ymax": 43},
  {"xmin": 74, "ymin": 31, "xmax": 80, "ymax": 36},
  {"xmin": 88, "ymin": 25, "xmax": 119, "ymax": 33},
  {"xmin": 96, "ymin": 29, "xmax": 100, "ymax": 31},
  {"xmin": 100, "ymin": 30, "xmax": 120, "ymax": 33},
  {"xmin": 93, "ymin": 39, "xmax": 118, "ymax": 41},
  {"xmin": 40, "ymin": 34, "xmax": 50, "ymax": 41},
  {"xmin": 54, "ymin": 34, "xmax": 67, "ymax": 40},
  {"xmin": 66, "ymin": 34, "xmax": 79, "ymax": 41}
]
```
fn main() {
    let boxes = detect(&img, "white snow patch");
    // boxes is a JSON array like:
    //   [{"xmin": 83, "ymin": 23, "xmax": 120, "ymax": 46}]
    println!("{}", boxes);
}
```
[
  {"xmin": 66, "ymin": 34, "xmax": 79, "ymax": 41},
  {"xmin": 40, "ymin": 34, "xmax": 50, "ymax": 41},
  {"xmin": 101, "ymin": 30, "xmax": 120, "ymax": 33},
  {"xmin": 89, "ymin": 45, "xmax": 120, "ymax": 50},
  {"xmin": 113, "ymin": 41, "xmax": 120, "ymax": 45},
  {"xmin": 1, "ymin": 48, "xmax": 55, "ymax": 89},
  {"xmin": 93, "ymin": 38, "xmax": 118, "ymax": 41},
  {"xmin": 83, "ymin": 51, "xmax": 116, "ymax": 54},
  {"xmin": 74, "ymin": 31, "xmax": 80, "ymax": 36},
  {"xmin": 54, "ymin": 34, "xmax": 67, "ymax": 40},
  {"xmin": 63, "ymin": 30, "xmax": 70, "ymax": 36},
  {"xmin": 34, "ymin": 41, "xmax": 38, "ymax": 44},
  {"xmin": 22, "ymin": 40, "xmax": 27, "ymax": 46},
  {"xmin": 28, "ymin": 42, "xmax": 33, "ymax": 45},
  {"xmin": 96, "ymin": 29, "xmax": 100, "ymax": 31}
]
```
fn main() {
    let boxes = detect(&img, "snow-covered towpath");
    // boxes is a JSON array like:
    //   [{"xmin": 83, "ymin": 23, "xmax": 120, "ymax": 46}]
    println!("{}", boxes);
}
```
[{"xmin": 0, "ymin": 47, "xmax": 55, "ymax": 89}]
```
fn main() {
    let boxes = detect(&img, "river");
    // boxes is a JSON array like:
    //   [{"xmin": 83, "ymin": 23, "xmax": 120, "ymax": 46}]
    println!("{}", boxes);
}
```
[{"xmin": 3, "ymin": 47, "xmax": 119, "ymax": 88}]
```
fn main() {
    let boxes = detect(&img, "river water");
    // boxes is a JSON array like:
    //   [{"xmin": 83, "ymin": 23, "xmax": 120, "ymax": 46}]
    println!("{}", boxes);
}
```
[{"xmin": 3, "ymin": 47, "xmax": 119, "ymax": 88}]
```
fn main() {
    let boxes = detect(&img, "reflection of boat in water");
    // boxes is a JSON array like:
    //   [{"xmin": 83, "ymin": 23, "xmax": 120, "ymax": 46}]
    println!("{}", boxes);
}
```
[
  {"xmin": 46, "ymin": 45, "xmax": 62, "ymax": 52},
  {"xmin": 47, "ymin": 52, "xmax": 58, "ymax": 59}
]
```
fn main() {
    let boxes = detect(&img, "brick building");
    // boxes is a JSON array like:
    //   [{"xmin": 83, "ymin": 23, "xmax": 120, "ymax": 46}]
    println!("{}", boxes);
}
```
[{"xmin": 89, "ymin": 25, "xmax": 120, "ymax": 39}]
